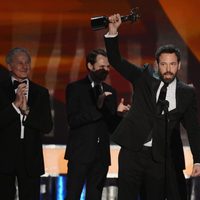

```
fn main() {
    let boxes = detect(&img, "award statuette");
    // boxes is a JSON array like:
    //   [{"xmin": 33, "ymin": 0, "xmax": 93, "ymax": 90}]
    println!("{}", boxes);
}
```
[{"xmin": 91, "ymin": 7, "xmax": 140, "ymax": 31}]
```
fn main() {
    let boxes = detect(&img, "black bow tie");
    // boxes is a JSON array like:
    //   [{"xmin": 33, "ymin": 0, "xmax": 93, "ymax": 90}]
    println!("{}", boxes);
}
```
[{"xmin": 13, "ymin": 80, "xmax": 27, "ymax": 89}]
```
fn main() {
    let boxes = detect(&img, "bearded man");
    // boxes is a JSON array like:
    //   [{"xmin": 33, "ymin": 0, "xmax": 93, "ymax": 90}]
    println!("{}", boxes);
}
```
[{"xmin": 103, "ymin": 13, "xmax": 200, "ymax": 200}]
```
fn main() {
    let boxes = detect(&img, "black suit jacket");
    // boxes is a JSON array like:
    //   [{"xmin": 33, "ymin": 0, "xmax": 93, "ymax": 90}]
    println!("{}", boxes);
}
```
[
  {"xmin": 0, "ymin": 65, "xmax": 9, "ymax": 81},
  {"xmin": 105, "ymin": 36, "xmax": 200, "ymax": 168},
  {"xmin": 64, "ymin": 76, "xmax": 120, "ymax": 165},
  {"xmin": 0, "ymin": 78, "xmax": 53, "ymax": 176}
]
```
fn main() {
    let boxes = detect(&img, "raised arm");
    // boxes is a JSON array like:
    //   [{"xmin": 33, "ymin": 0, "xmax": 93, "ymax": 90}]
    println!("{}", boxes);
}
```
[{"xmin": 104, "ymin": 13, "xmax": 143, "ymax": 85}]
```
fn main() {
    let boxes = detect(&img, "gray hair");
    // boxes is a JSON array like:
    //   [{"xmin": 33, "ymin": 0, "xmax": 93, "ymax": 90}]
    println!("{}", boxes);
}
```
[{"xmin": 5, "ymin": 47, "xmax": 31, "ymax": 64}]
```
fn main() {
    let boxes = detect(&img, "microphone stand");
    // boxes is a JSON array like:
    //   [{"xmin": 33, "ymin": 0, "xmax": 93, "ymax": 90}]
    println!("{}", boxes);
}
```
[{"xmin": 163, "ymin": 100, "xmax": 169, "ymax": 200}]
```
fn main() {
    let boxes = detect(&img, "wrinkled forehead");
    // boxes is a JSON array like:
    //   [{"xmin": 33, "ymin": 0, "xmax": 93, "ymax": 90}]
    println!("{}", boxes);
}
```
[{"xmin": 12, "ymin": 52, "xmax": 31, "ymax": 62}]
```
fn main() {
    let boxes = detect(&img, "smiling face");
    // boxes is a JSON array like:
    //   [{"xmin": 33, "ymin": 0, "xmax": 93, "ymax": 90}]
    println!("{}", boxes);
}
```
[
  {"xmin": 7, "ymin": 51, "xmax": 31, "ymax": 81},
  {"xmin": 157, "ymin": 53, "xmax": 181, "ymax": 83}
]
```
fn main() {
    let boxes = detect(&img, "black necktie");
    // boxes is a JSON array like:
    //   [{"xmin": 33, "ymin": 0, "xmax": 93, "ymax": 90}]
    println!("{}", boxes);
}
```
[
  {"xmin": 144, "ymin": 82, "xmax": 169, "ymax": 143},
  {"xmin": 156, "ymin": 83, "xmax": 168, "ymax": 115},
  {"xmin": 144, "ymin": 82, "xmax": 169, "ymax": 144},
  {"xmin": 13, "ymin": 80, "xmax": 27, "ymax": 89}
]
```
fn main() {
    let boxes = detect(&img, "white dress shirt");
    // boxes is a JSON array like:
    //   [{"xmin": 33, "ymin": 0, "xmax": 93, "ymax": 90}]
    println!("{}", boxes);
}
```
[{"xmin": 144, "ymin": 78, "xmax": 177, "ymax": 146}]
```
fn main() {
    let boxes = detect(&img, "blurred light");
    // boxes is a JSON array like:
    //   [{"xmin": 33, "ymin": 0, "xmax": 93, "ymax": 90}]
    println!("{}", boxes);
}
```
[
  {"xmin": 80, "ymin": 183, "xmax": 86, "ymax": 200},
  {"xmin": 56, "ymin": 175, "xmax": 86, "ymax": 200},
  {"xmin": 56, "ymin": 175, "xmax": 66, "ymax": 200}
]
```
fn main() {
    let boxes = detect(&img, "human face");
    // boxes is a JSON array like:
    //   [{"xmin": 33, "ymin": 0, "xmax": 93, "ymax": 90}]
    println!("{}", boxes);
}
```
[
  {"xmin": 157, "ymin": 53, "xmax": 180, "ymax": 83},
  {"xmin": 88, "ymin": 55, "xmax": 110, "ymax": 82},
  {"xmin": 91, "ymin": 55, "xmax": 110, "ymax": 71},
  {"xmin": 8, "ymin": 52, "xmax": 31, "ymax": 81}
]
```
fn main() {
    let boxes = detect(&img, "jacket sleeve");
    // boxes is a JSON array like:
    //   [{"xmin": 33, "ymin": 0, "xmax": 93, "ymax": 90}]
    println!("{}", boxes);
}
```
[
  {"xmin": 181, "ymin": 88, "xmax": 200, "ymax": 163},
  {"xmin": 101, "ymin": 87, "xmax": 122, "ymax": 133},
  {"xmin": 104, "ymin": 35, "xmax": 143, "ymax": 85},
  {"xmin": 0, "ymin": 87, "xmax": 21, "ymax": 130}
]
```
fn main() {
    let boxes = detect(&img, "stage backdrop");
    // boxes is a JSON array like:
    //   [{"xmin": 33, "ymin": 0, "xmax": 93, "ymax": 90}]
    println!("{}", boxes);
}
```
[{"xmin": 0, "ymin": 0, "xmax": 199, "ymax": 144}]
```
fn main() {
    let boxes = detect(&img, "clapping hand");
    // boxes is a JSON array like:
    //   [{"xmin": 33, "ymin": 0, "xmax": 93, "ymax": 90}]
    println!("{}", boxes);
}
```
[
  {"xmin": 97, "ymin": 91, "xmax": 112, "ymax": 109},
  {"xmin": 191, "ymin": 164, "xmax": 200, "ymax": 177},
  {"xmin": 13, "ymin": 83, "xmax": 29, "ymax": 115}
]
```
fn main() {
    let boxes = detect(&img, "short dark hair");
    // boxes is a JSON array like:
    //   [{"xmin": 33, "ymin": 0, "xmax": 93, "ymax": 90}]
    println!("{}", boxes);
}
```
[
  {"xmin": 86, "ymin": 49, "xmax": 107, "ymax": 67},
  {"xmin": 155, "ymin": 44, "xmax": 181, "ymax": 63},
  {"xmin": 5, "ymin": 47, "xmax": 31, "ymax": 64}
]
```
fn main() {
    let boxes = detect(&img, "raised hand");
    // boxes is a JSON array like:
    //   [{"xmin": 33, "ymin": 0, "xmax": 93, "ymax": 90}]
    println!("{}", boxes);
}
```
[
  {"xmin": 108, "ymin": 14, "xmax": 122, "ymax": 35},
  {"xmin": 117, "ymin": 98, "xmax": 131, "ymax": 115}
]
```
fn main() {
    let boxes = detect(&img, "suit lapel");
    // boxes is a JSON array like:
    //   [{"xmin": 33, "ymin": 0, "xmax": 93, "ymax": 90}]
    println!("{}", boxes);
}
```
[
  {"xmin": 151, "ymin": 74, "xmax": 161, "ymax": 112},
  {"xmin": 174, "ymin": 80, "xmax": 184, "ymax": 113},
  {"xmin": 168, "ymin": 80, "xmax": 183, "ymax": 115}
]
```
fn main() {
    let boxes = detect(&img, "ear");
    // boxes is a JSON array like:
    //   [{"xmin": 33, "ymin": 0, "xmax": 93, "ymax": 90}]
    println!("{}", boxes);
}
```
[
  {"xmin": 153, "ymin": 60, "xmax": 158, "ymax": 71},
  {"xmin": 7, "ymin": 64, "xmax": 12, "ymax": 71},
  {"xmin": 87, "ymin": 63, "xmax": 94, "ymax": 71}
]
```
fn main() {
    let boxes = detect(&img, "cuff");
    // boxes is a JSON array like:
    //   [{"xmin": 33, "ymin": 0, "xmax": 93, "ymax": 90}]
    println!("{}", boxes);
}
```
[
  {"xmin": 194, "ymin": 163, "xmax": 200, "ymax": 166},
  {"xmin": 104, "ymin": 32, "xmax": 118, "ymax": 38}
]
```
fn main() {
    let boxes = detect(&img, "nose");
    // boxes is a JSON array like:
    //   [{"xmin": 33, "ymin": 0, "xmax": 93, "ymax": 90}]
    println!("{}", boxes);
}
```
[
  {"xmin": 22, "ymin": 62, "xmax": 30, "ymax": 69},
  {"xmin": 105, "ymin": 67, "xmax": 110, "ymax": 71},
  {"xmin": 166, "ymin": 64, "xmax": 171, "ymax": 72},
  {"xmin": 104, "ymin": 65, "xmax": 110, "ymax": 71}
]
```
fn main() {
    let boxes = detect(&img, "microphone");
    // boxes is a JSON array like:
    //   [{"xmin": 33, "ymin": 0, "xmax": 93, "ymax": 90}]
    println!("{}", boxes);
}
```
[
  {"xmin": 162, "ymin": 100, "xmax": 169, "ymax": 113},
  {"xmin": 91, "ymin": 7, "xmax": 140, "ymax": 31}
]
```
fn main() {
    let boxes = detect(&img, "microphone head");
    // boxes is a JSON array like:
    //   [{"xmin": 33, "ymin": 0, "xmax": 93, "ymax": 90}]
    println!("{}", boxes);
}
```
[
  {"xmin": 162, "ymin": 100, "xmax": 169, "ymax": 113},
  {"xmin": 163, "ymin": 100, "xmax": 169, "ymax": 108}
]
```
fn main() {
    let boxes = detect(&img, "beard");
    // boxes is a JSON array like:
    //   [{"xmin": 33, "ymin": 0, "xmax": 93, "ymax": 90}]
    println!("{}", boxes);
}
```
[
  {"xmin": 158, "ymin": 71, "xmax": 177, "ymax": 84},
  {"xmin": 91, "ymin": 69, "xmax": 108, "ymax": 82}
]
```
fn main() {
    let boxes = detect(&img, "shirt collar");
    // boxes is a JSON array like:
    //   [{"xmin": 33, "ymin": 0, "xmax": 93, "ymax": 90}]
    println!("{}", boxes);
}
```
[
  {"xmin": 160, "ymin": 78, "xmax": 177, "ymax": 88},
  {"xmin": 87, "ymin": 74, "xmax": 103, "ymax": 88}
]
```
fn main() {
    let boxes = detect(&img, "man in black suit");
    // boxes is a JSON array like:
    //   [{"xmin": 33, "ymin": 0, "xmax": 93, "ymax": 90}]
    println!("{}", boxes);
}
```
[
  {"xmin": 0, "ymin": 47, "xmax": 53, "ymax": 200},
  {"xmin": 0, "ymin": 64, "xmax": 9, "ymax": 81},
  {"xmin": 103, "ymin": 14, "xmax": 200, "ymax": 200},
  {"xmin": 64, "ymin": 49, "xmax": 130, "ymax": 200}
]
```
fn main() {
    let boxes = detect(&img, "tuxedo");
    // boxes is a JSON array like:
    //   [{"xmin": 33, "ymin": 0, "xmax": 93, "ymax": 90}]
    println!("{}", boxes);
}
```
[
  {"xmin": 64, "ymin": 76, "xmax": 120, "ymax": 200},
  {"xmin": 0, "ymin": 77, "xmax": 53, "ymax": 199},
  {"xmin": 0, "ymin": 65, "xmax": 9, "ymax": 81},
  {"xmin": 104, "ymin": 36, "xmax": 200, "ymax": 200}
]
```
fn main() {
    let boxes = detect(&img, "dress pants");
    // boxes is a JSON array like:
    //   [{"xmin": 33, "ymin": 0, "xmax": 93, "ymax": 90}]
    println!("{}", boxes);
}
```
[
  {"xmin": 118, "ymin": 147, "xmax": 187, "ymax": 200},
  {"xmin": 0, "ymin": 140, "xmax": 40, "ymax": 200},
  {"xmin": 65, "ymin": 145, "xmax": 109, "ymax": 200}
]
